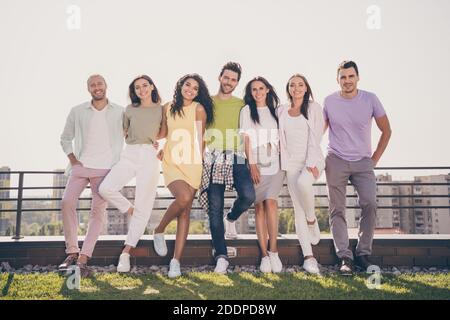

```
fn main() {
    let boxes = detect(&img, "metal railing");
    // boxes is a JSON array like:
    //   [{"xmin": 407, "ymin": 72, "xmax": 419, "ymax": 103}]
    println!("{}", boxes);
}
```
[{"xmin": 0, "ymin": 167, "xmax": 449, "ymax": 239}]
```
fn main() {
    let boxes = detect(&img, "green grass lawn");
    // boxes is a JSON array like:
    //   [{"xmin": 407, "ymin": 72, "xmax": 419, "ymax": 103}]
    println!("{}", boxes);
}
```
[{"xmin": 1, "ymin": 272, "xmax": 449, "ymax": 300}]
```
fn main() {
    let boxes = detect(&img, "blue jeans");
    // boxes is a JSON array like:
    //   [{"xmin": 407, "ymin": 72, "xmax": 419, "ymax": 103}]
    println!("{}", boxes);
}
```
[{"xmin": 207, "ymin": 156, "xmax": 255, "ymax": 260}]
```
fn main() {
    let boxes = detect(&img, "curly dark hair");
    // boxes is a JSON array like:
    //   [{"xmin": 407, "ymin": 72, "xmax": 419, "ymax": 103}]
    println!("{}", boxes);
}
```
[
  {"xmin": 244, "ymin": 76, "xmax": 279, "ymax": 125},
  {"xmin": 128, "ymin": 74, "xmax": 161, "ymax": 106},
  {"xmin": 170, "ymin": 74, "xmax": 214, "ymax": 127}
]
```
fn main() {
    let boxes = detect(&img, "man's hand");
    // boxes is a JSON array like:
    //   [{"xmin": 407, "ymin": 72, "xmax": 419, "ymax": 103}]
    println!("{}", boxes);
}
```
[
  {"xmin": 153, "ymin": 141, "xmax": 159, "ymax": 150},
  {"xmin": 371, "ymin": 156, "xmax": 379, "ymax": 168},
  {"xmin": 68, "ymin": 153, "xmax": 83, "ymax": 167}
]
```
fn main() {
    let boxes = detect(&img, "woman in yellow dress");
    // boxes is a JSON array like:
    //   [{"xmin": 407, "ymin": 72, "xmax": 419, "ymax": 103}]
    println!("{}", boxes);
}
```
[{"xmin": 154, "ymin": 74, "xmax": 214, "ymax": 277}]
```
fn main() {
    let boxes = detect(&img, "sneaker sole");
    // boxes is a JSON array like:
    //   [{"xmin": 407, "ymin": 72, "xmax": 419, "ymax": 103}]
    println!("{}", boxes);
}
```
[
  {"xmin": 168, "ymin": 273, "xmax": 181, "ymax": 278},
  {"xmin": 214, "ymin": 270, "xmax": 228, "ymax": 274}
]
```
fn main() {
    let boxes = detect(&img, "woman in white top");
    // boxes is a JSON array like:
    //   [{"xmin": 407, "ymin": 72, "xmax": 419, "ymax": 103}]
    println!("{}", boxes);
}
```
[
  {"xmin": 240, "ymin": 76, "xmax": 285, "ymax": 273},
  {"xmin": 278, "ymin": 74, "xmax": 325, "ymax": 274}
]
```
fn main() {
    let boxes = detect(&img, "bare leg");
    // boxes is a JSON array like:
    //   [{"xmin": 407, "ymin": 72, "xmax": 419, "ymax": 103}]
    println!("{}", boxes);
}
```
[
  {"xmin": 255, "ymin": 202, "xmax": 268, "ymax": 256},
  {"xmin": 77, "ymin": 254, "xmax": 89, "ymax": 264},
  {"xmin": 173, "ymin": 203, "xmax": 193, "ymax": 261},
  {"xmin": 154, "ymin": 180, "xmax": 195, "ymax": 234},
  {"xmin": 265, "ymin": 199, "xmax": 279, "ymax": 253}
]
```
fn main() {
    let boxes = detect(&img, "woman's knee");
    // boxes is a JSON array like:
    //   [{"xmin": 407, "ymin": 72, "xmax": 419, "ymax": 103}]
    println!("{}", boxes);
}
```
[
  {"xmin": 176, "ymin": 192, "xmax": 193, "ymax": 208},
  {"xmin": 179, "ymin": 209, "xmax": 191, "ymax": 220}
]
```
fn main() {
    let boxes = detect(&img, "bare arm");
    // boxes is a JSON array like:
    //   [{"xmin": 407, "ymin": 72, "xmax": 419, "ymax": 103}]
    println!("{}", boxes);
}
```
[
  {"xmin": 372, "ymin": 115, "xmax": 392, "ymax": 166},
  {"xmin": 243, "ymin": 134, "xmax": 260, "ymax": 185},
  {"xmin": 238, "ymin": 107, "xmax": 260, "ymax": 184},
  {"xmin": 196, "ymin": 104, "xmax": 207, "ymax": 156},
  {"xmin": 156, "ymin": 103, "xmax": 169, "ymax": 139}
]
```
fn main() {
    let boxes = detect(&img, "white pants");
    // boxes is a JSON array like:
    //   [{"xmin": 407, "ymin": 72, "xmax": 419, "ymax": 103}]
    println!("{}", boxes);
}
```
[
  {"xmin": 286, "ymin": 168, "xmax": 317, "ymax": 257},
  {"xmin": 99, "ymin": 144, "xmax": 159, "ymax": 248}
]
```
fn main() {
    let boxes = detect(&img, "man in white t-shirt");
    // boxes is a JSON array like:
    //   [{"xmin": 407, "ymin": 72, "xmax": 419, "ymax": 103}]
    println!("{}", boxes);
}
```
[{"xmin": 59, "ymin": 75, "xmax": 124, "ymax": 276}]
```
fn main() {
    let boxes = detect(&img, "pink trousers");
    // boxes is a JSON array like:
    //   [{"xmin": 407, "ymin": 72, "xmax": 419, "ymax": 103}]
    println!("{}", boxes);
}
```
[{"xmin": 61, "ymin": 165, "xmax": 109, "ymax": 258}]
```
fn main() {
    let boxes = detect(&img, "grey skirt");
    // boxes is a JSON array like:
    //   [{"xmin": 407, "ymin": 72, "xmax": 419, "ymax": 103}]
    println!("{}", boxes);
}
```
[{"xmin": 254, "ymin": 169, "xmax": 285, "ymax": 204}]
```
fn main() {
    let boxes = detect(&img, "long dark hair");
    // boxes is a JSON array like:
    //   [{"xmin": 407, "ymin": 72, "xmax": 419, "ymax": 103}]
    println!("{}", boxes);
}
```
[
  {"xmin": 286, "ymin": 74, "xmax": 314, "ymax": 120},
  {"xmin": 244, "ymin": 76, "xmax": 279, "ymax": 125},
  {"xmin": 129, "ymin": 75, "xmax": 161, "ymax": 106},
  {"xmin": 170, "ymin": 74, "xmax": 214, "ymax": 127}
]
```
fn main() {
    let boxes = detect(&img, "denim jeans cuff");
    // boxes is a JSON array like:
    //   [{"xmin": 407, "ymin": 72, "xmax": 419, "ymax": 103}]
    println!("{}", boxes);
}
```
[
  {"xmin": 215, "ymin": 254, "xmax": 228, "ymax": 261},
  {"xmin": 225, "ymin": 214, "xmax": 236, "ymax": 223}
]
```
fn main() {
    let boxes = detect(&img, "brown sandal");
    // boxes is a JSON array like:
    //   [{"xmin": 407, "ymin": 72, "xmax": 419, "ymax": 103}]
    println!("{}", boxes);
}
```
[{"xmin": 58, "ymin": 254, "xmax": 78, "ymax": 270}]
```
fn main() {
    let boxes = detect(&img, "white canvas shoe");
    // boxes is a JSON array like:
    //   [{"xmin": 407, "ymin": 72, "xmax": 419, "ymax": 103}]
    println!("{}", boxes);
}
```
[
  {"xmin": 268, "ymin": 251, "xmax": 283, "ymax": 273},
  {"xmin": 168, "ymin": 258, "xmax": 181, "ymax": 278},
  {"xmin": 117, "ymin": 252, "xmax": 131, "ymax": 273},
  {"xmin": 303, "ymin": 257, "xmax": 321, "ymax": 275},
  {"xmin": 260, "ymin": 256, "xmax": 272, "ymax": 273},
  {"xmin": 153, "ymin": 231, "xmax": 167, "ymax": 256},
  {"xmin": 224, "ymin": 218, "xmax": 238, "ymax": 239},
  {"xmin": 214, "ymin": 257, "xmax": 229, "ymax": 274}
]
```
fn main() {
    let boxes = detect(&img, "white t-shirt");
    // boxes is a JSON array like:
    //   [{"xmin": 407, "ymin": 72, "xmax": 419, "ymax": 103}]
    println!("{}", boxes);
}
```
[
  {"xmin": 79, "ymin": 106, "xmax": 113, "ymax": 169},
  {"xmin": 284, "ymin": 112, "xmax": 309, "ymax": 170},
  {"xmin": 239, "ymin": 105, "xmax": 280, "ymax": 168}
]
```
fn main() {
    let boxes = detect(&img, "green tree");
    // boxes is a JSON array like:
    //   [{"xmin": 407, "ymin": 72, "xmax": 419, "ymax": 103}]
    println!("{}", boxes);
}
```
[
  {"xmin": 165, "ymin": 221, "xmax": 177, "ymax": 234},
  {"xmin": 163, "ymin": 220, "xmax": 207, "ymax": 235},
  {"xmin": 316, "ymin": 208, "xmax": 330, "ymax": 233},
  {"xmin": 279, "ymin": 209, "xmax": 295, "ymax": 234},
  {"xmin": 189, "ymin": 220, "xmax": 206, "ymax": 234}
]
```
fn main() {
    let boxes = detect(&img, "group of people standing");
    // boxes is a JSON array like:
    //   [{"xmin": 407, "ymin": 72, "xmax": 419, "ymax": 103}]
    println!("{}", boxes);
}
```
[{"xmin": 58, "ymin": 60, "xmax": 391, "ymax": 278}]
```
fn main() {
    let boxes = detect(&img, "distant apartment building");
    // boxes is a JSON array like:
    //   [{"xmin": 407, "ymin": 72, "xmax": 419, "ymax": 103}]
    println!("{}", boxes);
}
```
[
  {"xmin": 370, "ymin": 173, "xmax": 450, "ymax": 234},
  {"xmin": 106, "ymin": 186, "xmax": 133, "ymax": 235},
  {"xmin": 0, "ymin": 166, "xmax": 11, "ymax": 234},
  {"xmin": 410, "ymin": 174, "xmax": 450, "ymax": 234},
  {"xmin": 375, "ymin": 174, "xmax": 400, "ymax": 229},
  {"xmin": 398, "ymin": 184, "xmax": 415, "ymax": 233},
  {"xmin": 52, "ymin": 169, "xmax": 68, "ymax": 223}
]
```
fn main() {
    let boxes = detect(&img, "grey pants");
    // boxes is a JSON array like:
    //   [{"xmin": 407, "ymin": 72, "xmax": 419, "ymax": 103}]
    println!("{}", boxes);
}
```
[{"xmin": 325, "ymin": 153, "xmax": 377, "ymax": 260}]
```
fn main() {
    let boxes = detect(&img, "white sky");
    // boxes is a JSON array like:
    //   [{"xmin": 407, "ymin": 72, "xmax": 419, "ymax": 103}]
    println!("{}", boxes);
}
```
[{"xmin": 1, "ymin": 0, "xmax": 449, "ymax": 184}]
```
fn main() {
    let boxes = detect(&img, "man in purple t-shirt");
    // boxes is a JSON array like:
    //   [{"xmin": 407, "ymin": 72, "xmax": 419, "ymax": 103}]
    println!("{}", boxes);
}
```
[{"xmin": 324, "ymin": 61, "xmax": 392, "ymax": 275}]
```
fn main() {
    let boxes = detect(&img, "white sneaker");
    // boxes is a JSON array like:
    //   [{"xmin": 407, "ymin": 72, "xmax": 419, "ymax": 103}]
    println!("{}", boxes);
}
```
[
  {"xmin": 303, "ymin": 257, "xmax": 321, "ymax": 275},
  {"xmin": 260, "ymin": 256, "xmax": 272, "ymax": 273},
  {"xmin": 214, "ymin": 257, "xmax": 229, "ymax": 274},
  {"xmin": 168, "ymin": 258, "xmax": 181, "ymax": 278},
  {"xmin": 117, "ymin": 252, "xmax": 131, "ymax": 273},
  {"xmin": 268, "ymin": 251, "xmax": 283, "ymax": 273},
  {"xmin": 308, "ymin": 218, "xmax": 321, "ymax": 245},
  {"xmin": 224, "ymin": 217, "xmax": 238, "ymax": 239},
  {"xmin": 153, "ymin": 231, "xmax": 167, "ymax": 256}
]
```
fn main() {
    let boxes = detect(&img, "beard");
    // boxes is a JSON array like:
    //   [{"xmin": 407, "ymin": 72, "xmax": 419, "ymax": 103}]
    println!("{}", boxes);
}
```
[
  {"xmin": 220, "ymin": 84, "xmax": 235, "ymax": 95},
  {"xmin": 343, "ymin": 85, "xmax": 355, "ymax": 93},
  {"xmin": 91, "ymin": 92, "xmax": 105, "ymax": 101}
]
